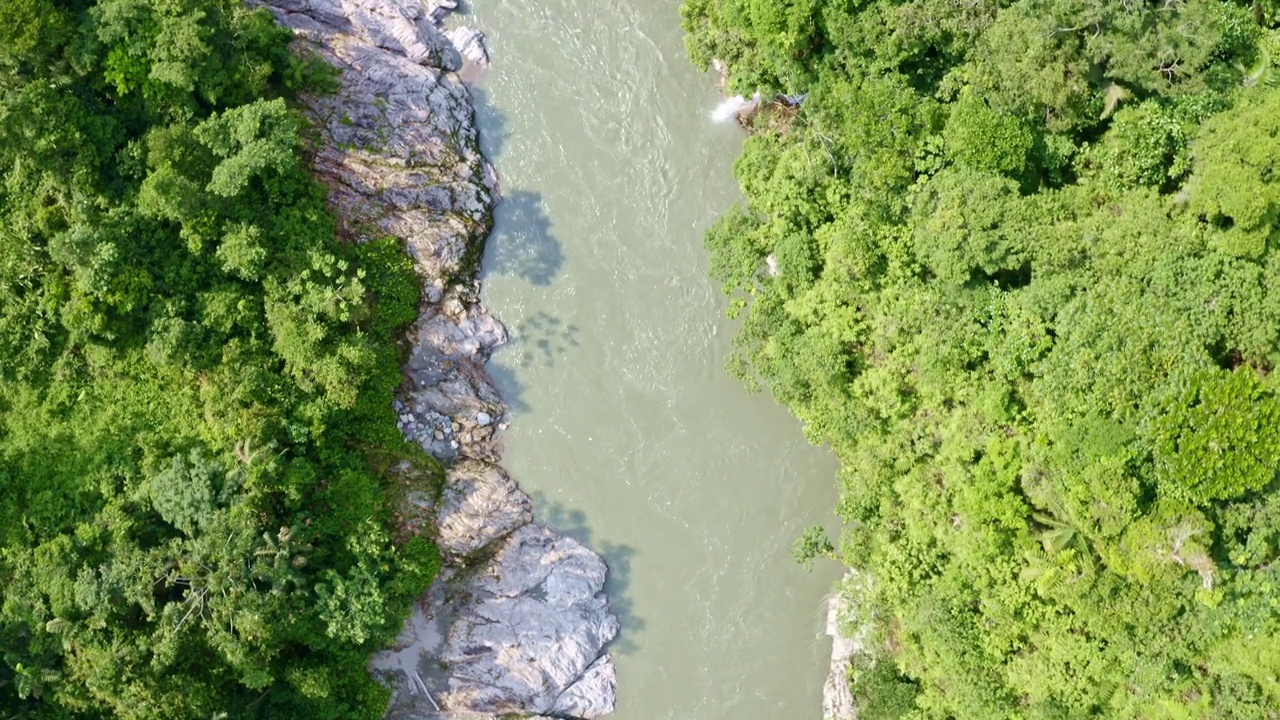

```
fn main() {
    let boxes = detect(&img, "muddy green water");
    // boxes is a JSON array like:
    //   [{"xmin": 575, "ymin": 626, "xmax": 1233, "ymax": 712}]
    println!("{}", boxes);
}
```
[{"xmin": 466, "ymin": 1, "xmax": 842, "ymax": 717}]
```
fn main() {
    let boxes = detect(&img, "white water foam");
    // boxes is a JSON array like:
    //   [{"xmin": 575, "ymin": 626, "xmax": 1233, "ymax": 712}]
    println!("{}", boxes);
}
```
[{"xmin": 709, "ymin": 92, "xmax": 761, "ymax": 123}]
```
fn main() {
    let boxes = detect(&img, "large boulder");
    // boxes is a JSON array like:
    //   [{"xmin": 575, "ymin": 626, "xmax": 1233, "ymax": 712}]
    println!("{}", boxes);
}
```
[
  {"xmin": 372, "ymin": 525, "xmax": 619, "ymax": 720},
  {"xmin": 447, "ymin": 26, "xmax": 491, "ymax": 66},
  {"xmin": 441, "ymin": 525, "xmax": 620, "ymax": 718},
  {"xmin": 436, "ymin": 460, "xmax": 531, "ymax": 558}
]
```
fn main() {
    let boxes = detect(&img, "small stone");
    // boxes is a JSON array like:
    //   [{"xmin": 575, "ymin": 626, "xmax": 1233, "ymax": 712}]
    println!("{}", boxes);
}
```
[
  {"xmin": 498, "ymin": 422, "xmax": 509, "ymax": 431},
  {"xmin": 449, "ymin": 440, "xmax": 459, "ymax": 449},
  {"xmin": 476, "ymin": 411, "xmax": 492, "ymax": 426},
  {"xmin": 434, "ymin": 430, "xmax": 445, "ymax": 441},
  {"xmin": 451, "ymin": 421, "xmax": 462, "ymax": 433}
]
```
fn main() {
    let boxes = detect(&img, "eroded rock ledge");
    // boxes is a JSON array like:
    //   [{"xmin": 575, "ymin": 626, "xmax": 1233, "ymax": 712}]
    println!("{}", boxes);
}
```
[{"xmin": 255, "ymin": 1, "xmax": 618, "ymax": 717}]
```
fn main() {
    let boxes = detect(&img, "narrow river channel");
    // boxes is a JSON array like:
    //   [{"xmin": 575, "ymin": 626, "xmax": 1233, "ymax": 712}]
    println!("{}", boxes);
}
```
[{"xmin": 466, "ymin": 0, "xmax": 843, "ymax": 717}]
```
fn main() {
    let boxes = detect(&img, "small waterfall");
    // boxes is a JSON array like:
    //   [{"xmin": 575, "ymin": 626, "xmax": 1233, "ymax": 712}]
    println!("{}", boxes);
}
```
[{"xmin": 710, "ymin": 91, "xmax": 762, "ymax": 123}]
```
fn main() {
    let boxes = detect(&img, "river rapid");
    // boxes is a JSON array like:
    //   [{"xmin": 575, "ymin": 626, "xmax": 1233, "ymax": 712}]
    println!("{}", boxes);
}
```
[{"xmin": 464, "ymin": 1, "xmax": 842, "ymax": 717}]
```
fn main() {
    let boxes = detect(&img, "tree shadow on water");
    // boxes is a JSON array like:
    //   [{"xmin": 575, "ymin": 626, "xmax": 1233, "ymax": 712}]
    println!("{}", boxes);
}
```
[
  {"xmin": 482, "ymin": 311, "xmax": 578, "ymax": 414},
  {"xmin": 469, "ymin": 84, "xmax": 509, "ymax": 160},
  {"xmin": 530, "ymin": 491, "xmax": 645, "ymax": 656},
  {"xmin": 509, "ymin": 311, "xmax": 579, "ymax": 369},
  {"xmin": 484, "ymin": 189, "xmax": 564, "ymax": 287},
  {"xmin": 484, "ymin": 357, "xmax": 531, "ymax": 413}
]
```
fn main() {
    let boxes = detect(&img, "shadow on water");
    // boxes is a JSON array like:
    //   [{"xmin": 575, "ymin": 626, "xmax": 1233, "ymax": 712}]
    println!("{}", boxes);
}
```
[
  {"xmin": 484, "ymin": 310, "xmax": 579, "ymax": 413},
  {"xmin": 485, "ymin": 359, "xmax": 531, "ymax": 413},
  {"xmin": 510, "ymin": 311, "xmax": 579, "ymax": 368},
  {"xmin": 469, "ymin": 84, "xmax": 510, "ymax": 160},
  {"xmin": 473, "ymin": 72, "xmax": 558, "ymax": 286},
  {"xmin": 530, "ymin": 491, "xmax": 645, "ymax": 656},
  {"xmin": 484, "ymin": 189, "xmax": 564, "ymax": 287}
]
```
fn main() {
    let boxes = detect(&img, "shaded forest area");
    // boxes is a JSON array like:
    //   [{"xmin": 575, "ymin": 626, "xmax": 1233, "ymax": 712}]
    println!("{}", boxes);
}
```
[
  {"xmin": 0, "ymin": 1, "xmax": 440, "ymax": 717},
  {"xmin": 684, "ymin": 0, "xmax": 1280, "ymax": 716}
]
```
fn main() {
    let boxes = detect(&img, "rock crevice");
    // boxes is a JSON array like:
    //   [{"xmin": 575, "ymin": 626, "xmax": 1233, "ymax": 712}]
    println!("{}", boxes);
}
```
[{"xmin": 258, "ymin": 1, "xmax": 617, "ymax": 717}]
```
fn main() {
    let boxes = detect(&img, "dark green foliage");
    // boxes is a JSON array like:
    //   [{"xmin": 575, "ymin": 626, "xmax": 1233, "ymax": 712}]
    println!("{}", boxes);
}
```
[
  {"xmin": 686, "ymin": 0, "xmax": 1280, "ymax": 717},
  {"xmin": 851, "ymin": 658, "xmax": 920, "ymax": 720},
  {"xmin": 1185, "ymin": 85, "xmax": 1280, "ymax": 257},
  {"xmin": 1083, "ymin": 101, "xmax": 1190, "ymax": 190},
  {"xmin": 1152, "ymin": 369, "xmax": 1280, "ymax": 506},
  {"xmin": 0, "ymin": 2, "xmax": 438, "ymax": 718},
  {"xmin": 943, "ymin": 93, "xmax": 1035, "ymax": 179}
]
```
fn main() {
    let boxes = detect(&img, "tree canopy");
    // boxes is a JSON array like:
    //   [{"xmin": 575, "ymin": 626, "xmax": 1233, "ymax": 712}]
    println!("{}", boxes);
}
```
[
  {"xmin": 685, "ymin": 0, "xmax": 1280, "ymax": 716},
  {"xmin": 0, "ymin": 1, "xmax": 437, "ymax": 718}
]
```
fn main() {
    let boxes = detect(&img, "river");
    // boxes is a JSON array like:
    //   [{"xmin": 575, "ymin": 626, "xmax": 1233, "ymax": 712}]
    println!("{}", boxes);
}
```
[{"xmin": 465, "ymin": 1, "xmax": 843, "ymax": 717}]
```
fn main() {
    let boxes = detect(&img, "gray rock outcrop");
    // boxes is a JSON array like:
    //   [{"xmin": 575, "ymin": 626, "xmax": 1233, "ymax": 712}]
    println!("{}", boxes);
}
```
[
  {"xmin": 253, "ymin": 0, "xmax": 493, "ymax": 284},
  {"xmin": 823, "ymin": 574, "xmax": 863, "ymax": 720},
  {"xmin": 549, "ymin": 655, "xmax": 617, "ymax": 719},
  {"xmin": 257, "ymin": 1, "xmax": 618, "ymax": 718},
  {"xmin": 441, "ymin": 525, "xmax": 619, "ymax": 716},
  {"xmin": 447, "ymin": 26, "xmax": 491, "ymax": 66},
  {"xmin": 377, "ymin": 474, "xmax": 617, "ymax": 719},
  {"xmin": 435, "ymin": 460, "xmax": 531, "ymax": 558}
]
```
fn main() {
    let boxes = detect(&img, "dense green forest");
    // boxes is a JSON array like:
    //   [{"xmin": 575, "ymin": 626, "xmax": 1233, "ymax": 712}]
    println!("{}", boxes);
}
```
[
  {"xmin": 0, "ymin": 1, "xmax": 439, "ymax": 717},
  {"xmin": 684, "ymin": 0, "xmax": 1280, "ymax": 717}
]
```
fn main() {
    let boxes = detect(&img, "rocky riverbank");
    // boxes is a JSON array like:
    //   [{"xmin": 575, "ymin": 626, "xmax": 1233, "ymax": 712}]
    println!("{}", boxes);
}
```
[
  {"xmin": 823, "ymin": 574, "xmax": 861, "ymax": 720},
  {"xmin": 255, "ymin": 1, "xmax": 619, "ymax": 717}
]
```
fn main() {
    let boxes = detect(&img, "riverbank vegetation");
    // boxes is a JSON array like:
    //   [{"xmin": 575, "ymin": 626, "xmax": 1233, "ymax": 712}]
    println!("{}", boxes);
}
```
[
  {"xmin": 684, "ymin": 0, "xmax": 1280, "ymax": 716},
  {"xmin": 0, "ymin": 1, "xmax": 438, "ymax": 717}
]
